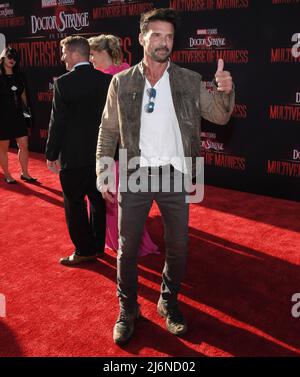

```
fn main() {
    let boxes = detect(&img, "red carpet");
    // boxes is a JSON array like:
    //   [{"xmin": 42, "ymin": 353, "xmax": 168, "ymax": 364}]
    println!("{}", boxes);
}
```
[{"xmin": 1, "ymin": 150, "xmax": 300, "ymax": 357}]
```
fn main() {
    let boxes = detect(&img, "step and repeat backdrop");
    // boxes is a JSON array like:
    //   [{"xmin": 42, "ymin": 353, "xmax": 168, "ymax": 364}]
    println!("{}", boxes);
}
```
[{"xmin": 0, "ymin": 0, "xmax": 299, "ymax": 200}]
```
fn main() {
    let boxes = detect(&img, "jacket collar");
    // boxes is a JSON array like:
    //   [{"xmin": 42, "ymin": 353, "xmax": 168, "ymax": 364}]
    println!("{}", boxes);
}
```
[
  {"xmin": 137, "ymin": 60, "xmax": 174, "ymax": 78},
  {"xmin": 73, "ymin": 62, "xmax": 92, "ymax": 71}
]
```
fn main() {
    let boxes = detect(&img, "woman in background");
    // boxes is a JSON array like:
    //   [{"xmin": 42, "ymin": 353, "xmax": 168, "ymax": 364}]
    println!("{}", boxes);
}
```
[
  {"xmin": 0, "ymin": 47, "xmax": 37, "ymax": 184},
  {"xmin": 88, "ymin": 34, "xmax": 159, "ymax": 256},
  {"xmin": 89, "ymin": 34, "xmax": 130, "ymax": 75}
]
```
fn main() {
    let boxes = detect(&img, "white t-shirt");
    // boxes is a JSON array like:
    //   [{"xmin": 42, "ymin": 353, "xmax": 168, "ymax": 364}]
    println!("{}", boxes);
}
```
[{"xmin": 139, "ymin": 67, "xmax": 187, "ymax": 173}]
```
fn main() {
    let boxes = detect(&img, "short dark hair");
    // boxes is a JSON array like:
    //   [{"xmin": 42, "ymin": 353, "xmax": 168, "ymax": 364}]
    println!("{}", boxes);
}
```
[
  {"xmin": 140, "ymin": 8, "xmax": 180, "ymax": 35},
  {"xmin": 60, "ymin": 36, "xmax": 90, "ymax": 59}
]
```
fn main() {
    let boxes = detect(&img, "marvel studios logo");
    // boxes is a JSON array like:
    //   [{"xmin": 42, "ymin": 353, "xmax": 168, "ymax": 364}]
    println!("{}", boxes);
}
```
[
  {"xmin": 197, "ymin": 28, "xmax": 217, "ymax": 35},
  {"xmin": 41, "ymin": 0, "xmax": 74, "ymax": 7},
  {"xmin": 41, "ymin": 0, "xmax": 57, "ymax": 7}
]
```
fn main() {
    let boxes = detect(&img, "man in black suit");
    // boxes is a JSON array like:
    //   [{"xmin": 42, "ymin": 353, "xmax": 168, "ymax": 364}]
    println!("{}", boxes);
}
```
[{"xmin": 46, "ymin": 36, "xmax": 111, "ymax": 266}]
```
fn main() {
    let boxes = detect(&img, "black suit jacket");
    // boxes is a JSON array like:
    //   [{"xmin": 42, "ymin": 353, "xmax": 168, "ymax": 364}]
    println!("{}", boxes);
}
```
[{"xmin": 46, "ymin": 64, "xmax": 111, "ymax": 169}]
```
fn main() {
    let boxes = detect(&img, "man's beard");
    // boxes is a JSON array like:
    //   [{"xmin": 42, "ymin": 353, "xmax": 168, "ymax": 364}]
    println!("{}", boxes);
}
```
[{"xmin": 150, "ymin": 47, "xmax": 171, "ymax": 63}]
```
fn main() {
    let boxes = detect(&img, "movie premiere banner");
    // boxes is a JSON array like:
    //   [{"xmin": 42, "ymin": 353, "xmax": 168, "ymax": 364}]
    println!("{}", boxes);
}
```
[{"xmin": 0, "ymin": 0, "xmax": 299, "ymax": 200}]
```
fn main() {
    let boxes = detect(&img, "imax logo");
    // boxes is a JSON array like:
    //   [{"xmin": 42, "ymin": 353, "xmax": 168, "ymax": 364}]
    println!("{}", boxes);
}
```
[{"xmin": 0, "ymin": 294, "xmax": 6, "ymax": 317}]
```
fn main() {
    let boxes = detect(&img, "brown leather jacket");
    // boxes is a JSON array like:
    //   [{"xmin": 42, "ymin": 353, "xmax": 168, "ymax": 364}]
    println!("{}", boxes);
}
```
[{"xmin": 96, "ymin": 61, "xmax": 235, "ymax": 178}]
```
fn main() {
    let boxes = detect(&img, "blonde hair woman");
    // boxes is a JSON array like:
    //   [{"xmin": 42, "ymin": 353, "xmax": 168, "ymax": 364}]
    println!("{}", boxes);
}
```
[
  {"xmin": 88, "ymin": 34, "xmax": 130, "ymax": 75},
  {"xmin": 88, "ymin": 34, "xmax": 158, "ymax": 257}
]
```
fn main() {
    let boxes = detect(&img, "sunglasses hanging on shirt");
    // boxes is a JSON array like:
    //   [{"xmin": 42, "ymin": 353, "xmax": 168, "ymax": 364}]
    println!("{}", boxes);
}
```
[{"xmin": 145, "ymin": 87, "xmax": 156, "ymax": 113}]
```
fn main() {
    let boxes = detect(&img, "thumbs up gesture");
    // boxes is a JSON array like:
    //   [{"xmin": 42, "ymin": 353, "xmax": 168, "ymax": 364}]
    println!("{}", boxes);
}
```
[{"xmin": 214, "ymin": 59, "xmax": 232, "ymax": 94}]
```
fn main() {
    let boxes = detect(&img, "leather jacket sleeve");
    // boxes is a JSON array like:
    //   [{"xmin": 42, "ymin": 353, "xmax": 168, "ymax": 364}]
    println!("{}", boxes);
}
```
[
  {"xmin": 96, "ymin": 76, "xmax": 120, "ymax": 177},
  {"xmin": 200, "ymin": 80, "xmax": 235, "ymax": 125}
]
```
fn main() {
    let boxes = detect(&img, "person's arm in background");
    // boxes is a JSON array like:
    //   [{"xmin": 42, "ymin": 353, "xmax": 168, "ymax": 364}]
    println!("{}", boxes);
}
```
[
  {"xmin": 45, "ymin": 78, "xmax": 67, "ymax": 173},
  {"xmin": 21, "ymin": 90, "xmax": 27, "ymax": 107},
  {"xmin": 20, "ymin": 73, "xmax": 32, "ymax": 117}
]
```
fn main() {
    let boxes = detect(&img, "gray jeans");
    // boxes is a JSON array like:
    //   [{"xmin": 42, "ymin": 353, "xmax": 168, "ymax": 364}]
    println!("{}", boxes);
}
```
[{"xmin": 117, "ymin": 167, "xmax": 189, "ymax": 312}]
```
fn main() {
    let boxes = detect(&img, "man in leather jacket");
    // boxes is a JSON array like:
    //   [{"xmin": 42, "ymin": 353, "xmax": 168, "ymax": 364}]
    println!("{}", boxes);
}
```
[{"xmin": 96, "ymin": 8, "xmax": 235, "ymax": 345}]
